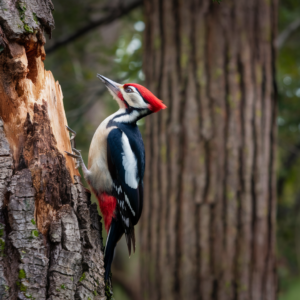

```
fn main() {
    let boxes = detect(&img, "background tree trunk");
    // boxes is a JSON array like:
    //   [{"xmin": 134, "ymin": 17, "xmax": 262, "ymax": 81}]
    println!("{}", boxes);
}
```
[
  {"xmin": 141, "ymin": 1, "xmax": 278, "ymax": 300},
  {"xmin": 0, "ymin": 1, "xmax": 105, "ymax": 299}
]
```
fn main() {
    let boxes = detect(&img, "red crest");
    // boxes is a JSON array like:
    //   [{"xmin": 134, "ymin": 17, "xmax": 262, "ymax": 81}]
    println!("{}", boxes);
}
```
[{"xmin": 124, "ymin": 83, "xmax": 167, "ymax": 112}]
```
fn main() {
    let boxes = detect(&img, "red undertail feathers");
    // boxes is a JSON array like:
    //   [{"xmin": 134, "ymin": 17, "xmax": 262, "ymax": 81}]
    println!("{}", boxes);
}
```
[{"xmin": 97, "ymin": 192, "xmax": 117, "ymax": 232}]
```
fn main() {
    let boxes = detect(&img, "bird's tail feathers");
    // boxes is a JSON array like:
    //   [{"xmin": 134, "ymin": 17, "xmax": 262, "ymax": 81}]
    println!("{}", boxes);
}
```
[
  {"xmin": 125, "ymin": 227, "xmax": 135, "ymax": 257},
  {"xmin": 104, "ymin": 218, "xmax": 124, "ymax": 281}
]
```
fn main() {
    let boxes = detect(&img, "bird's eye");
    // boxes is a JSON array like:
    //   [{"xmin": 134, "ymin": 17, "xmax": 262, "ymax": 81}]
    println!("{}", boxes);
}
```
[{"xmin": 125, "ymin": 87, "xmax": 133, "ymax": 93}]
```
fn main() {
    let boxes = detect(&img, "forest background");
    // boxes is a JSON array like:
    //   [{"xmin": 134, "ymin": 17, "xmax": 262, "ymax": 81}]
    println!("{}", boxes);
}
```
[{"xmin": 45, "ymin": 0, "xmax": 300, "ymax": 299}]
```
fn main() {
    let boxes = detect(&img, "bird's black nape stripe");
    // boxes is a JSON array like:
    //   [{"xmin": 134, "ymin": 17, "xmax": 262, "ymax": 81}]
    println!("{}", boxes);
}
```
[
  {"xmin": 135, "ymin": 87, "xmax": 149, "ymax": 104},
  {"xmin": 126, "ymin": 107, "xmax": 148, "ymax": 113}
]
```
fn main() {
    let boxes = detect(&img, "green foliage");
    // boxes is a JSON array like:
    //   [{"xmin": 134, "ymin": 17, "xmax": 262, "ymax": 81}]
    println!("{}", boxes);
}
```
[
  {"xmin": 277, "ymin": 0, "xmax": 300, "ymax": 298},
  {"xmin": 17, "ymin": 2, "xmax": 26, "ymax": 24},
  {"xmin": 105, "ymin": 281, "xmax": 113, "ymax": 300},
  {"xmin": 60, "ymin": 284, "xmax": 66, "ymax": 290},
  {"xmin": 32, "ymin": 12, "xmax": 38, "ymax": 24},
  {"xmin": 19, "ymin": 283, "xmax": 27, "ymax": 292},
  {"xmin": 0, "ymin": 238, "xmax": 5, "ymax": 256},
  {"xmin": 17, "ymin": 2, "xmax": 26, "ymax": 13},
  {"xmin": 24, "ymin": 24, "xmax": 33, "ymax": 33},
  {"xmin": 0, "ymin": 224, "xmax": 4, "ymax": 238},
  {"xmin": 17, "ymin": 1, "xmax": 34, "ymax": 33},
  {"xmin": 79, "ymin": 273, "xmax": 86, "ymax": 282},
  {"xmin": 279, "ymin": 276, "xmax": 300, "ymax": 300},
  {"xmin": 31, "ymin": 230, "xmax": 38, "ymax": 238},
  {"xmin": 18, "ymin": 269, "xmax": 26, "ymax": 279},
  {"xmin": 31, "ymin": 219, "xmax": 36, "ymax": 225}
]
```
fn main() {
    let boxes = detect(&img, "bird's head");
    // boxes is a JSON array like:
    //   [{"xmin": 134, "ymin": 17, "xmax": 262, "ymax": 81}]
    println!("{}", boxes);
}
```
[{"xmin": 97, "ymin": 74, "xmax": 167, "ymax": 114}]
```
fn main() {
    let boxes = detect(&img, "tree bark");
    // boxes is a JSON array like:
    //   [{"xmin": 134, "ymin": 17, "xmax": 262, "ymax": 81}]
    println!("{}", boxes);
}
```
[
  {"xmin": 0, "ymin": 1, "xmax": 106, "ymax": 299},
  {"xmin": 141, "ymin": 1, "xmax": 278, "ymax": 300}
]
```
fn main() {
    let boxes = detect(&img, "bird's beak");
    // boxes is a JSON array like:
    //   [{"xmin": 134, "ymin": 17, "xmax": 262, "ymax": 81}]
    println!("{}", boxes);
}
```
[{"xmin": 97, "ymin": 74, "xmax": 123, "ymax": 100}]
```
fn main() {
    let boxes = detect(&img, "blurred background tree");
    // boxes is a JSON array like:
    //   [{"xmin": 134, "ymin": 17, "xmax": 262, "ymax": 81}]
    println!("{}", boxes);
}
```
[
  {"xmin": 46, "ymin": 0, "xmax": 300, "ymax": 299},
  {"xmin": 141, "ymin": 0, "xmax": 277, "ymax": 299}
]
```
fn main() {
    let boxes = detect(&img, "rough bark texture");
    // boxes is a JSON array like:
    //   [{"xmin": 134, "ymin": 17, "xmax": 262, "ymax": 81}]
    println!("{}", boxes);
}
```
[
  {"xmin": 0, "ymin": 1, "xmax": 106, "ymax": 299},
  {"xmin": 141, "ymin": 1, "xmax": 278, "ymax": 300}
]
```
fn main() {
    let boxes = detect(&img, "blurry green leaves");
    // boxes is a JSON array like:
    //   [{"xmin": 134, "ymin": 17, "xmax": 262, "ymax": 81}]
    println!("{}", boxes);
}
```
[
  {"xmin": 134, "ymin": 21, "xmax": 145, "ymax": 32},
  {"xmin": 277, "ymin": 0, "xmax": 300, "ymax": 296},
  {"xmin": 277, "ymin": 0, "xmax": 300, "ymax": 189},
  {"xmin": 113, "ymin": 19, "xmax": 144, "ymax": 84}
]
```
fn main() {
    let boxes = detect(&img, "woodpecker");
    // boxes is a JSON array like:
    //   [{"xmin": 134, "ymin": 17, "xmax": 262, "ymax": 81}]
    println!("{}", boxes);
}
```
[{"xmin": 66, "ymin": 74, "xmax": 166, "ymax": 281}]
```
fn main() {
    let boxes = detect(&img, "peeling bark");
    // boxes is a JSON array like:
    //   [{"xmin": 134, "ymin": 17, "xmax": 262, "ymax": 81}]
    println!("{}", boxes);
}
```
[
  {"xmin": 0, "ymin": 1, "xmax": 106, "ymax": 299},
  {"xmin": 141, "ymin": 0, "xmax": 278, "ymax": 300}
]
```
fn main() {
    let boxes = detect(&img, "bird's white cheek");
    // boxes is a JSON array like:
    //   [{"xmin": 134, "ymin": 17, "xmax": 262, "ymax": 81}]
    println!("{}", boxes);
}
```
[
  {"xmin": 122, "ymin": 91, "xmax": 148, "ymax": 109},
  {"xmin": 121, "ymin": 91, "xmax": 131, "ymax": 103}
]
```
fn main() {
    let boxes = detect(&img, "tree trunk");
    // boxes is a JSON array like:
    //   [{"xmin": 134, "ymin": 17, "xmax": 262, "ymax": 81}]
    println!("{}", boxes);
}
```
[
  {"xmin": 141, "ymin": 1, "xmax": 278, "ymax": 300},
  {"xmin": 0, "ymin": 1, "xmax": 105, "ymax": 299}
]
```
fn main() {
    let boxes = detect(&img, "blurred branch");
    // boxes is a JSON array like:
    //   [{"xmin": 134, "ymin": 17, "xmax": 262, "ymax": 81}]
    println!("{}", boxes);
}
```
[
  {"xmin": 66, "ymin": 88, "xmax": 106, "ymax": 118},
  {"xmin": 112, "ymin": 269, "xmax": 141, "ymax": 300},
  {"xmin": 275, "ymin": 18, "xmax": 300, "ymax": 49},
  {"xmin": 66, "ymin": 71, "xmax": 136, "ymax": 119},
  {"xmin": 46, "ymin": 0, "xmax": 143, "ymax": 55},
  {"xmin": 277, "ymin": 140, "xmax": 300, "ymax": 197}
]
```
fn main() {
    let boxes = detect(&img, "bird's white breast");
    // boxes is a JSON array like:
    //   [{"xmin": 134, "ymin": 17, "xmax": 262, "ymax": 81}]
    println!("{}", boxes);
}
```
[{"xmin": 87, "ymin": 109, "xmax": 124, "ymax": 193}]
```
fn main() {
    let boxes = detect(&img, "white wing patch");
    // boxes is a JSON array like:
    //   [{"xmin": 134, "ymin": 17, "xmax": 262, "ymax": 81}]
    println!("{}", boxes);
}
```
[{"xmin": 121, "ymin": 133, "xmax": 139, "ymax": 189}]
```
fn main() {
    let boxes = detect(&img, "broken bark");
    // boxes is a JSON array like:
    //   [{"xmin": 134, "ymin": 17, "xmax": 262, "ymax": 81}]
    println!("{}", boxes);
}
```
[{"xmin": 0, "ymin": 1, "xmax": 106, "ymax": 299}]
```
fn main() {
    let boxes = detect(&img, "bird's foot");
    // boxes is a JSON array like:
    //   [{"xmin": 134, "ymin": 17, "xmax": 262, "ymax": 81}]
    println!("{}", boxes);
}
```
[
  {"xmin": 66, "ymin": 125, "xmax": 76, "ymax": 149},
  {"xmin": 65, "ymin": 126, "xmax": 89, "ymax": 180},
  {"xmin": 65, "ymin": 148, "xmax": 83, "ymax": 169}
]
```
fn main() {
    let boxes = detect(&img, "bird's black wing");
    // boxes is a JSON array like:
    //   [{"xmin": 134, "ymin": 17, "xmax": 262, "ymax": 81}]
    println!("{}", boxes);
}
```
[{"xmin": 107, "ymin": 128, "xmax": 143, "ymax": 255}]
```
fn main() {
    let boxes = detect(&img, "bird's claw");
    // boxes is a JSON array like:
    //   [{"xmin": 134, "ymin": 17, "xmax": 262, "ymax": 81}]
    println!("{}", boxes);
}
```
[
  {"xmin": 66, "ymin": 125, "xmax": 76, "ymax": 148},
  {"xmin": 65, "ymin": 151, "xmax": 79, "ymax": 159},
  {"xmin": 72, "ymin": 148, "xmax": 81, "ymax": 155},
  {"xmin": 65, "ymin": 125, "xmax": 76, "ymax": 135},
  {"xmin": 65, "ymin": 148, "xmax": 83, "ymax": 170}
]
